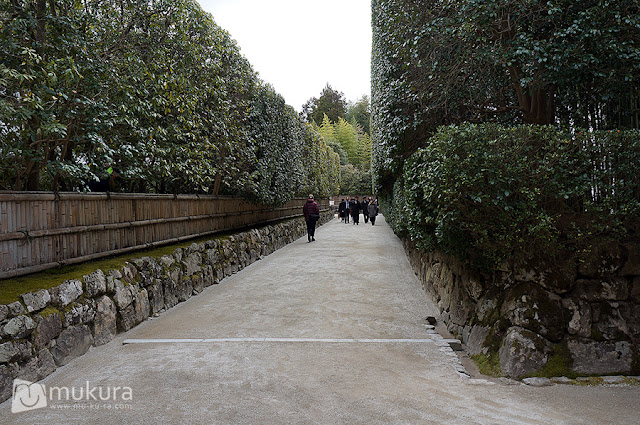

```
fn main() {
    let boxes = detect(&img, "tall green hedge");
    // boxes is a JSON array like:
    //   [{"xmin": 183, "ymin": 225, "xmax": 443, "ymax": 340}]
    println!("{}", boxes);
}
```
[
  {"xmin": 392, "ymin": 124, "xmax": 640, "ymax": 270},
  {"xmin": 0, "ymin": 0, "xmax": 339, "ymax": 204},
  {"xmin": 372, "ymin": 0, "xmax": 640, "ymax": 197},
  {"xmin": 372, "ymin": 0, "xmax": 640, "ymax": 270}
]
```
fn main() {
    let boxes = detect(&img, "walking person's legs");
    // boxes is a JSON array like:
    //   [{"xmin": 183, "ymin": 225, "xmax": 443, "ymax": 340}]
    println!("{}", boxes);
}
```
[
  {"xmin": 310, "ymin": 218, "xmax": 317, "ymax": 241},
  {"xmin": 307, "ymin": 220, "xmax": 314, "ymax": 242}
]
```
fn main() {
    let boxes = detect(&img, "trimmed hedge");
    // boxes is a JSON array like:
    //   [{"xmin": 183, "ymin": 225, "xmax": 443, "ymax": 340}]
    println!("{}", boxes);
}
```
[
  {"xmin": 0, "ymin": 0, "xmax": 340, "ymax": 203},
  {"xmin": 389, "ymin": 124, "xmax": 640, "ymax": 271}
]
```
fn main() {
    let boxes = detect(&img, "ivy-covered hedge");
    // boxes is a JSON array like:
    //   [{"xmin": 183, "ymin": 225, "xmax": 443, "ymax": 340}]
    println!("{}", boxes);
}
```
[
  {"xmin": 390, "ymin": 124, "xmax": 640, "ymax": 271},
  {"xmin": 0, "ymin": 0, "xmax": 339, "ymax": 204}
]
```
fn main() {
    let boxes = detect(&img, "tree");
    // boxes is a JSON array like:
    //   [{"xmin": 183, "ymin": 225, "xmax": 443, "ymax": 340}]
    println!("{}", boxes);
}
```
[
  {"xmin": 335, "ymin": 118, "xmax": 359, "ymax": 165},
  {"xmin": 353, "ymin": 121, "xmax": 372, "ymax": 170},
  {"xmin": 346, "ymin": 95, "xmax": 371, "ymax": 135},
  {"xmin": 244, "ymin": 83, "xmax": 304, "ymax": 205},
  {"xmin": 393, "ymin": 0, "xmax": 640, "ymax": 127},
  {"xmin": 339, "ymin": 164, "xmax": 372, "ymax": 195},
  {"xmin": 301, "ymin": 83, "xmax": 347, "ymax": 124},
  {"xmin": 371, "ymin": 0, "xmax": 640, "ymax": 195},
  {"xmin": 0, "ymin": 0, "xmax": 111, "ymax": 190}
]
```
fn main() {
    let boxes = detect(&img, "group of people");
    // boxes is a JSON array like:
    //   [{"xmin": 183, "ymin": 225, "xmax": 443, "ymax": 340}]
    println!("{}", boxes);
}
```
[
  {"xmin": 337, "ymin": 196, "xmax": 379, "ymax": 226},
  {"xmin": 302, "ymin": 194, "xmax": 380, "ymax": 243}
]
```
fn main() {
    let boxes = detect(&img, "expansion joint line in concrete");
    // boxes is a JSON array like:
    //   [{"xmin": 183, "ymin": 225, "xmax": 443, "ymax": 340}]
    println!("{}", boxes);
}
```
[{"xmin": 122, "ymin": 337, "xmax": 436, "ymax": 345}]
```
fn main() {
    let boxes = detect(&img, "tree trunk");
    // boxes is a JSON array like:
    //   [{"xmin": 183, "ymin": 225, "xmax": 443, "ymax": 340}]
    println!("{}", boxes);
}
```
[
  {"xmin": 26, "ymin": 168, "xmax": 41, "ymax": 191},
  {"xmin": 508, "ymin": 66, "xmax": 555, "ymax": 125},
  {"xmin": 521, "ymin": 87, "xmax": 555, "ymax": 125},
  {"xmin": 213, "ymin": 174, "xmax": 222, "ymax": 196}
]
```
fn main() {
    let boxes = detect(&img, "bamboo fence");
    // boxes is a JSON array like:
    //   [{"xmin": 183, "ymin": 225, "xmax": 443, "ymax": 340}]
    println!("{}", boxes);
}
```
[{"xmin": 0, "ymin": 192, "xmax": 328, "ymax": 279}]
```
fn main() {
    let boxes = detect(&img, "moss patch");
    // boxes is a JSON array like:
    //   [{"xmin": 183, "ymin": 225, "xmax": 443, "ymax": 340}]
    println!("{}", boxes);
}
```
[
  {"xmin": 575, "ymin": 377, "xmax": 604, "ymax": 386},
  {"xmin": 37, "ymin": 306, "xmax": 61, "ymax": 319},
  {"xmin": 471, "ymin": 352, "xmax": 503, "ymax": 377},
  {"xmin": 590, "ymin": 328, "xmax": 605, "ymax": 341},
  {"xmin": 528, "ymin": 341, "xmax": 577, "ymax": 379},
  {"xmin": 0, "ymin": 234, "xmax": 234, "ymax": 305},
  {"xmin": 623, "ymin": 377, "xmax": 640, "ymax": 385}
]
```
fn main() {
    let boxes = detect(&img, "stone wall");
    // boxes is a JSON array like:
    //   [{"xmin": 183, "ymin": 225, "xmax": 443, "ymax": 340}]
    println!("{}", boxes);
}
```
[
  {"xmin": 402, "ymin": 239, "xmax": 640, "ymax": 379},
  {"xmin": 0, "ymin": 212, "xmax": 333, "ymax": 402}
]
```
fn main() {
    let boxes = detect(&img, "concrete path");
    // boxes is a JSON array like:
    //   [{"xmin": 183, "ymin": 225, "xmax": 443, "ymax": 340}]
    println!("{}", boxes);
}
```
[{"xmin": 2, "ymin": 216, "xmax": 640, "ymax": 424}]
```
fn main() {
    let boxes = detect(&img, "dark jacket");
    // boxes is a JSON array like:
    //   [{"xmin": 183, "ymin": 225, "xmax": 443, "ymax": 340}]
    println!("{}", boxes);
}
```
[
  {"xmin": 368, "ymin": 202, "xmax": 378, "ymax": 217},
  {"xmin": 361, "ymin": 200, "xmax": 369, "ymax": 215},
  {"xmin": 303, "ymin": 199, "xmax": 320, "ymax": 221},
  {"xmin": 338, "ymin": 200, "xmax": 346, "ymax": 216},
  {"xmin": 350, "ymin": 200, "xmax": 360, "ymax": 216}
]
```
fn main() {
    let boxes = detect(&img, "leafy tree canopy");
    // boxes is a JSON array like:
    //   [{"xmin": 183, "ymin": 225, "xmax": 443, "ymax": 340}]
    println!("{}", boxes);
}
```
[
  {"xmin": 301, "ymin": 83, "xmax": 347, "ymax": 124},
  {"xmin": 372, "ymin": 0, "xmax": 640, "ymax": 194},
  {"xmin": 346, "ymin": 95, "xmax": 371, "ymax": 135}
]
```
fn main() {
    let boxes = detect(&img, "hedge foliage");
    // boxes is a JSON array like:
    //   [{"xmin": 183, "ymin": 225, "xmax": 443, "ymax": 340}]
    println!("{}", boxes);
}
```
[
  {"xmin": 372, "ymin": 0, "xmax": 640, "ymax": 270},
  {"xmin": 371, "ymin": 0, "xmax": 640, "ymax": 195},
  {"xmin": 0, "ymin": 0, "xmax": 339, "ymax": 203},
  {"xmin": 390, "ymin": 124, "xmax": 640, "ymax": 270}
]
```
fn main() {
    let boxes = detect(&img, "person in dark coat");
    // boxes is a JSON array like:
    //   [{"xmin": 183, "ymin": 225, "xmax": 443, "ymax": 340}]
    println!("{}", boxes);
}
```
[
  {"xmin": 338, "ymin": 199, "xmax": 346, "ymax": 222},
  {"xmin": 303, "ymin": 194, "xmax": 320, "ymax": 242},
  {"xmin": 368, "ymin": 200, "xmax": 379, "ymax": 226},
  {"xmin": 351, "ymin": 197, "xmax": 360, "ymax": 225},
  {"xmin": 362, "ymin": 197, "xmax": 370, "ymax": 223}
]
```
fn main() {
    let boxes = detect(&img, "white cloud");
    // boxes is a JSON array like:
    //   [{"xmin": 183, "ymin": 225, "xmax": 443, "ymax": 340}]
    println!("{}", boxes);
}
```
[{"xmin": 198, "ymin": 0, "xmax": 371, "ymax": 111}]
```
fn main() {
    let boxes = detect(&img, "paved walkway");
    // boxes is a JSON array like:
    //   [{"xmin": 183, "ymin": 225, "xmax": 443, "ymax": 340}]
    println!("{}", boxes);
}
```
[{"xmin": 2, "ymin": 216, "xmax": 640, "ymax": 424}]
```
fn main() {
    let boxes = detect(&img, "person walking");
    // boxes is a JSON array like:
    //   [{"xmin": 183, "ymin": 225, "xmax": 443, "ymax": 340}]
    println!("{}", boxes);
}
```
[
  {"xmin": 344, "ymin": 198, "xmax": 350, "ymax": 223},
  {"xmin": 362, "ymin": 197, "xmax": 370, "ymax": 223},
  {"xmin": 338, "ymin": 199, "xmax": 346, "ymax": 222},
  {"xmin": 303, "ymin": 194, "xmax": 320, "ymax": 242},
  {"xmin": 368, "ymin": 199, "xmax": 379, "ymax": 226},
  {"xmin": 351, "ymin": 197, "xmax": 361, "ymax": 225}
]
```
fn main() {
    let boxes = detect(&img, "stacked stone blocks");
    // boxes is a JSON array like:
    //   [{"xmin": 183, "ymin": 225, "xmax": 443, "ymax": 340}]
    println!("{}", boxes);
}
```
[{"xmin": 403, "ymin": 239, "xmax": 640, "ymax": 379}]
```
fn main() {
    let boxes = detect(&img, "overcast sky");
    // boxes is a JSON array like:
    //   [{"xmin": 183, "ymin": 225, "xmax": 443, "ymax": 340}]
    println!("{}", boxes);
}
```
[{"xmin": 198, "ymin": 0, "xmax": 372, "ymax": 111}]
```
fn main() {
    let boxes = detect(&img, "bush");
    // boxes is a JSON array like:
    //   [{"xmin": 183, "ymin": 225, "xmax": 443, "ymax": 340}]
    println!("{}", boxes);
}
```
[
  {"xmin": 394, "ymin": 123, "xmax": 640, "ymax": 270},
  {"xmin": 0, "ymin": 0, "xmax": 339, "ymax": 204},
  {"xmin": 339, "ymin": 164, "xmax": 372, "ymax": 195}
]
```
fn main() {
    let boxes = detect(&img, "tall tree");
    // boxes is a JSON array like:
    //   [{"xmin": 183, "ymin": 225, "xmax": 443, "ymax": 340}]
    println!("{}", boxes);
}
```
[
  {"xmin": 346, "ymin": 95, "xmax": 371, "ymax": 135},
  {"xmin": 301, "ymin": 83, "xmax": 347, "ymax": 124},
  {"xmin": 353, "ymin": 119, "xmax": 372, "ymax": 170},
  {"xmin": 335, "ymin": 117, "xmax": 359, "ymax": 166},
  {"xmin": 318, "ymin": 114, "xmax": 347, "ymax": 166}
]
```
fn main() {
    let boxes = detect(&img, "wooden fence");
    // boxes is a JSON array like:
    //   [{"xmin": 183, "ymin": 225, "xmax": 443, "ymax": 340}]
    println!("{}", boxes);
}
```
[{"xmin": 0, "ymin": 192, "xmax": 328, "ymax": 279}]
